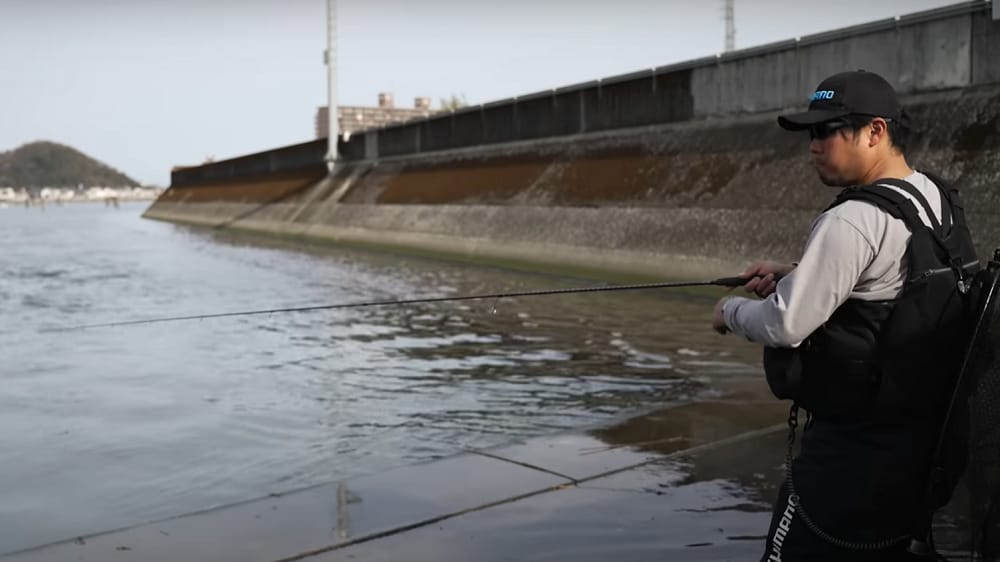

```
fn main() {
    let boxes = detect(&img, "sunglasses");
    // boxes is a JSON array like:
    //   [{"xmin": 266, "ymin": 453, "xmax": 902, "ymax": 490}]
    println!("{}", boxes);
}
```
[{"xmin": 808, "ymin": 120, "xmax": 850, "ymax": 141}]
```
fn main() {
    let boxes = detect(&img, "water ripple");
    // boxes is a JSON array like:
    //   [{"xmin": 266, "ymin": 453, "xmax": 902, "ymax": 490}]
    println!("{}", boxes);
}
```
[{"xmin": 0, "ymin": 204, "xmax": 763, "ymax": 555}]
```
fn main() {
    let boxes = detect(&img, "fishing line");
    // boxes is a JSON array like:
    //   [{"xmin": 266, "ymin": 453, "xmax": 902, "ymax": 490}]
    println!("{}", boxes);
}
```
[{"xmin": 46, "ymin": 276, "xmax": 758, "ymax": 332}]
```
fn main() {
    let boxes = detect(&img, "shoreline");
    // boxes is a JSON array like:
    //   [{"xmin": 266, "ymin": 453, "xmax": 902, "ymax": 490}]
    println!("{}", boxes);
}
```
[{"xmin": 0, "ymin": 387, "xmax": 794, "ymax": 562}]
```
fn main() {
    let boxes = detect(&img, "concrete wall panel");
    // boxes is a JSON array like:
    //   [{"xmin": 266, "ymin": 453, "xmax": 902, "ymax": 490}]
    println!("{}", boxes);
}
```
[
  {"xmin": 482, "ymin": 104, "xmax": 518, "ymax": 144},
  {"xmin": 973, "ymin": 11, "xmax": 1000, "ymax": 84},
  {"xmin": 552, "ymin": 91, "xmax": 585, "ymax": 134},
  {"xmin": 364, "ymin": 131, "xmax": 378, "ymax": 160},
  {"xmin": 693, "ymin": 50, "xmax": 801, "ymax": 117},
  {"xmin": 517, "ymin": 95, "xmax": 575, "ymax": 139},
  {"xmin": 691, "ymin": 64, "xmax": 722, "ymax": 117},
  {"xmin": 377, "ymin": 124, "xmax": 419, "ymax": 157},
  {"xmin": 419, "ymin": 115, "xmax": 455, "ymax": 153},
  {"xmin": 585, "ymin": 76, "xmax": 657, "ymax": 131},
  {"xmin": 770, "ymin": 50, "xmax": 806, "ymax": 110},
  {"xmin": 585, "ymin": 72, "xmax": 693, "ymax": 130},
  {"xmin": 796, "ymin": 31, "xmax": 901, "ymax": 96},
  {"xmin": 718, "ymin": 50, "xmax": 801, "ymax": 114},
  {"xmin": 450, "ymin": 110, "xmax": 485, "ymax": 148},
  {"xmin": 910, "ymin": 15, "xmax": 972, "ymax": 89},
  {"xmin": 652, "ymin": 70, "xmax": 694, "ymax": 123},
  {"xmin": 712, "ymin": 62, "xmax": 746, "ymax": 115}
]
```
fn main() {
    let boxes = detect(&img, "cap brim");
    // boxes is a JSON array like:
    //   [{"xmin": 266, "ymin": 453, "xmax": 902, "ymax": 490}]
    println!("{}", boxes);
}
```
[{"xmin": 778, "ymin": 109, "xmax": 851, "ymax": 131}]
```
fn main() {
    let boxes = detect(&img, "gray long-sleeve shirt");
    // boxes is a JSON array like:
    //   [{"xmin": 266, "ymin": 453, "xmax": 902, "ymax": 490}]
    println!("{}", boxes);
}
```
[{"xmin": 722, "ymin": 171, "xmax": 944, "ymax": 348}]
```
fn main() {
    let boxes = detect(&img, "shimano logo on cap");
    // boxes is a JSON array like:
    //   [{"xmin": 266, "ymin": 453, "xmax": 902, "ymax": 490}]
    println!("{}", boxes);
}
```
[{"xmin": 810, "ymin": 90, "xmax": 835, "ymax": 101}]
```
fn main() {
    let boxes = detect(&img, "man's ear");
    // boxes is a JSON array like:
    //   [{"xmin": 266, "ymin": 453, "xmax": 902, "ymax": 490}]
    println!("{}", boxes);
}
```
[{"xmin": 869, "ymin": 119, "xmax": 889, "ymax": 148}]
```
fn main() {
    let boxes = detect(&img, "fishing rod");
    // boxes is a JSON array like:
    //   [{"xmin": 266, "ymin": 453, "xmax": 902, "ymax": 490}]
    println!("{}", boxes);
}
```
[{"xmin": 48, "ymin": 275, "xmax": 759, "ymax": 332}]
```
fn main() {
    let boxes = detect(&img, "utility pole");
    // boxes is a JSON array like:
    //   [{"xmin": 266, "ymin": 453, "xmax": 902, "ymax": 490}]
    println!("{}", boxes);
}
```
[
  {"xmin": 325, "ymin": 0, "xmax": 339, "ymax": 168},
  {"xmin": 724, "ymin": 0, "xmax": 735, "ymax": 52}
]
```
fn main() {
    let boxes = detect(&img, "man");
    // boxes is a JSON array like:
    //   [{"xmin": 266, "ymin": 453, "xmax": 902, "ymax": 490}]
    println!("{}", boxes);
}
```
[{"xmin": 711, "ymin": 70, "xmax": 978, "ymax": 561}]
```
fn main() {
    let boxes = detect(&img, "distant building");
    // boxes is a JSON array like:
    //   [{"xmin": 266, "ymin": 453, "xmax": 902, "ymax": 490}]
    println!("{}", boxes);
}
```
[{"xmin": 316, "ymin": 92, "xmax": 436, "ymax": 139}]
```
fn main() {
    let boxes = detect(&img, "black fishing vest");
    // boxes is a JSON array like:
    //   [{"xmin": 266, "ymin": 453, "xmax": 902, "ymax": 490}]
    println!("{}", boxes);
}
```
[{"xmin": 764, "ymin": 173, "xmax": 979, "ymax": 419}]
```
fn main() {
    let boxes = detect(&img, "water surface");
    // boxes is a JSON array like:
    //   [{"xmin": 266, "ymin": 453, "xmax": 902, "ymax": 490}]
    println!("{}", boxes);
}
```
[{"xmin": 0, "ymin": 203, "xmax": 762, "ymax": 553}]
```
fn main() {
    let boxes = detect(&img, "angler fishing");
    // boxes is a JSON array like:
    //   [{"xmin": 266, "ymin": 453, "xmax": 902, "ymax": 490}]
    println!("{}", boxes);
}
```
[{"xmin": 711, "ymin": 70, "xmax": 1000, "ymax": 562}]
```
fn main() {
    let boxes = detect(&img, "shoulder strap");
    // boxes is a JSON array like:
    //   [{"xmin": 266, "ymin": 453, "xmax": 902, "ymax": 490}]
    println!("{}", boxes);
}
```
[
  {"xmin": 828, "ymin": 185, "xmax": 958, "ymax": 266},
  {"xmin": 875, "ymin": 178, "xmax": 946, "ymax": 236},
  {"xmin": 919, "ymin": 170, "xmax": 980, "ymax": 278},
  {"xmin": 827, "ymin": 184, "xmax": 926, "ymax": 233},
  {"xmin": 919, "ymin": 170, "xmax": 964, "ymax": 233}
]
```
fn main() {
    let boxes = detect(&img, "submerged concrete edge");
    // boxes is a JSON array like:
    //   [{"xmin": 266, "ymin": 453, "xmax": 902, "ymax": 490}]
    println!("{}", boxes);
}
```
[
  {"xmin": 1, "ymin": 416, "xmax": 786, "ymax": 562},
  {"xmin": 280, "ymin": 422, "xmax": 788, "ymax": 561}
]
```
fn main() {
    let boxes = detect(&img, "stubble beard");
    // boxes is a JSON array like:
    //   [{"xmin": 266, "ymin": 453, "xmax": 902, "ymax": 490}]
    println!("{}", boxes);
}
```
[
  {"xmin": 817, "ymin": 171, "xmax": 854, "ymax": 187},
  {"xmin": 813, "ymin": 162, "xmax": 856, "ymax": 187}
]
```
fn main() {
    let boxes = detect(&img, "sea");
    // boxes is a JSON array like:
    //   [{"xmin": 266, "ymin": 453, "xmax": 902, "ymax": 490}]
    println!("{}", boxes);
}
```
[{"xmin": 0, "ymin": 202, "xmax": 762, "ymax": 554}]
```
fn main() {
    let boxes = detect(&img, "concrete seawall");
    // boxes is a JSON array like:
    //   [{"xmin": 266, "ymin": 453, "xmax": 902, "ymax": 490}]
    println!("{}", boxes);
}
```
[
  {"xmin": 146, "ymin": 85, "xmax": 1000, "ymax": 279},
  {"xmin": 146, "ymin": 1, "xmax": 1000, "ymax": 278}
]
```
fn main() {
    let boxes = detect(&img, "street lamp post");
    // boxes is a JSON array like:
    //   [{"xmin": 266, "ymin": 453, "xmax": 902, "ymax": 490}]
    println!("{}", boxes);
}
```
[
  {"xmin": 724, "ymin": 0, "xmax": 735, "ymax": 52},
  {"xmin": 325, "ymin": 0, "xmax": 339, "ymax": 168}
]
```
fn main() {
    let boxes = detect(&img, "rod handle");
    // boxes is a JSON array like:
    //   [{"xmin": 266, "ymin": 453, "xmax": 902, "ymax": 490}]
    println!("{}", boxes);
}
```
[
  {"xmin": 713, "ymin": 273, "xmax": 786, "ymax": 288},
  {"xmin": 713, "ymin": 276, "xmax": 748, "ymax": 287}
]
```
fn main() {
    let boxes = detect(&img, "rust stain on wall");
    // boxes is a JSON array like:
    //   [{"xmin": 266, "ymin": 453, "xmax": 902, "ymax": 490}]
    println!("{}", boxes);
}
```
[
  {"xmin": 157, "ymin": 168, "xmax": 327, "ymax": 204},
  {"xmin": 331, "ymin": 148, "xmax": 753, "ymax": 208},
  {"xmin": 374, "ymin": 156, "xmax": 550, "ymax": 204}
]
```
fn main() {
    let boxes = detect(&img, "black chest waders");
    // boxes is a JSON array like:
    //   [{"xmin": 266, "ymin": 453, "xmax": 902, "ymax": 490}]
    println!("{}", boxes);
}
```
[
  {"xmin": 765, "ymin": 175, "xmax": 985, "ymax": 556},
  {"xmin": 783, "ymin": 404, "xmax": 916, "ymax": 551}
]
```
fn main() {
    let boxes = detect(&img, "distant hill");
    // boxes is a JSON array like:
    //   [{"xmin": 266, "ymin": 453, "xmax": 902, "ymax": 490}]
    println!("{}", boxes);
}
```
[{"xmin": 0, "ymin": 141, "xmax": 139, "ymax": 188}]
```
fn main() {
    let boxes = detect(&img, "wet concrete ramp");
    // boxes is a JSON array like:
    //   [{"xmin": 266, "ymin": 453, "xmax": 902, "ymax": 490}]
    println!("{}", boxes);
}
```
[{"xmin": 1, "ymin": 398, "xmax": 789, "ymax": 562}]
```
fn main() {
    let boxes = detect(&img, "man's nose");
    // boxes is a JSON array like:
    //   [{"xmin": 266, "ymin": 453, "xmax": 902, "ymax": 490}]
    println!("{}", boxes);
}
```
[{"xmin": 809, "ymin": 138, "xmax": 823, "ymax": 155}]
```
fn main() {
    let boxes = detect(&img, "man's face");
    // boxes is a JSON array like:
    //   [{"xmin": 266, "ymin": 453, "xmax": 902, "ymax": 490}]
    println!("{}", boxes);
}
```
[{"xmin": 807, "ymin": 120, "xmax": 868, "ymax": 187}]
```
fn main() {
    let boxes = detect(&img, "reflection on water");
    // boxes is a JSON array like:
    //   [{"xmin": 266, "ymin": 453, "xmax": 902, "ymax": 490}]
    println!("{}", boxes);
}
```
[
  {"xmin": 0, "ymin": 204, "xmax": 763, "ymax": 554},
  {"xmin": 312, "ymin": 418, "xmax": 786, "ymax": 562}
]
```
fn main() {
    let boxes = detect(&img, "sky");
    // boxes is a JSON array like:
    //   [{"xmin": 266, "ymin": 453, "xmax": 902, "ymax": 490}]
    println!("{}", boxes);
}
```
[{"xmin": 1, "ymin": 0, "xmax": 971, "ymax": 186}]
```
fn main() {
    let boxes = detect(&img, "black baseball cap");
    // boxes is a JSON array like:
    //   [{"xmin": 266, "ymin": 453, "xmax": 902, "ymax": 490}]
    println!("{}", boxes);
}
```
[{"xmin": 778, "ymin": 70, "xmax": 906, "ymax": 130}]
